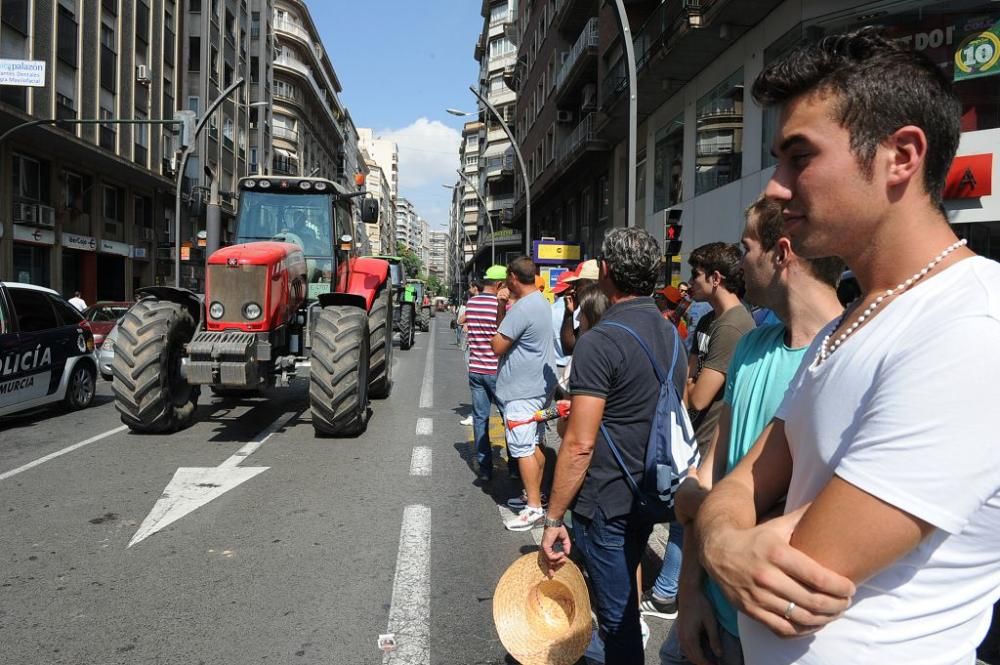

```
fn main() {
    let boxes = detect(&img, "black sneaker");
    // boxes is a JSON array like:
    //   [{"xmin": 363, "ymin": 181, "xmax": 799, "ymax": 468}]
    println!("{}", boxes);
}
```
[{"xmin": 639, "ymin": 590, "xmax": 678, "ymax": 619}]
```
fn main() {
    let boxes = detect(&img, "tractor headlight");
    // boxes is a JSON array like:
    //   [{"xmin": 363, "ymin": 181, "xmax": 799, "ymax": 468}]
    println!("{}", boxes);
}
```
[
  {"xmin": 243, "ymin": 302, "xmax": 262, "ymax": 320},
  {"xmin": 209, "ymin": 302, "xmax": 225, "ymax": 319},
  {"xmin": 244, "ymin": 179, "xmax": 257, "ymax": 189}
]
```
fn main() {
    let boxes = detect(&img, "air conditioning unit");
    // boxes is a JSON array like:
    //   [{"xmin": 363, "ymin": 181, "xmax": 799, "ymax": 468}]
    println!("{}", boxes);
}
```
[
  {"xmin": 136, "ymin": 64, "xmax": 152, "ymax": 86},
  {"xmin": 13, "ymin": 202, "xmax": 38, "ymax": 224},
  {"xmin": 581, "ymin": 83, "xmax": 597, "ymax": 112},
  {"xmin": 37, "ymin": 205, "xmax": 55, "ymax": 227},
  {"xmin": 556, "ymin": 110, "xmax": 574, "ymax": 124}
]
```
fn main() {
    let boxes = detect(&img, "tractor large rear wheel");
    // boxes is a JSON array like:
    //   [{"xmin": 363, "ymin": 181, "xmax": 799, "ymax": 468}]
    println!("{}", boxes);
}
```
[
  {"xmin": 112, "ymin": 299, "xmax": 200, "ymax": 433},
  {"xmin": 368, "ymin": 284, "xmax": 393, "ymax": 399},
  {"xmin": 419, "ymin": 306, "xmax": 431, "ymax": 332},
  {"xmin": 398, "ymin": 302, "xmax": 415, "ymax": 350},
  {"xmin": 309, "ymin": 306, "xmax": 370, "ymax": 436}
]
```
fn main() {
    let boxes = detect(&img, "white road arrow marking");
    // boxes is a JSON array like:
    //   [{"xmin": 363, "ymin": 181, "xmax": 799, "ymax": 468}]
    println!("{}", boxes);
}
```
[{"xmin": 128, "ymin": 411, "xmax": 297, "ymax": 548}]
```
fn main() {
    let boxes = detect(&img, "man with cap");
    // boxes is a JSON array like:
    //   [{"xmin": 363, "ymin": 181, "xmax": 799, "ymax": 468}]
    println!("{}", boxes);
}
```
[
  {"xmin": 654, "ymin": 285, "xmax": 690, "ymax": 341},
  {"xmin": 550, "ymin": 269, "xmax": 576, "ymax": 392},
  {"xmin": 559, "ymin": 259, "xmax": 600, "ymax": 357},
  {"xmin": 465, "ymin": 265, "xmax": 508, "ymax": 481}
]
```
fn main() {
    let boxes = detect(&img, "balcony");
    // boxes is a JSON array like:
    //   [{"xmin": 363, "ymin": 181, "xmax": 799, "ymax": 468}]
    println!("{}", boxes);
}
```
[
  {"xmin": 274, "ymin": 54, "xmax": 344, "ymax": 140},
  {"xmin": 555, "ymin": 0, "xmax": 596, "ymax": 37},
  {"xmin": 554, "ymin": 17, "xmax": 599, "ymax": 104},
  {"xmin": 272, "ymin": 125, "xmax": 298, "ymax": 143},
  {"xmin": 488, "ymin": 85, "xmax": 516, "ymax": 107},
  {"xmin": 273, "ymin": 17, "xmax": 311, "ymax": 46},
  {"xmin": 488, "ymin": 51, "xmax": 517, "ymax": 72},
  {"xmin": 487, "ymin": 195, "xmax": 514, "ymax": 213},
  {"xmin": 554, "ymin": 113, "xmax": 609, "ymax": 169},
  {"xmin": 484, "ymin": 154, "xmax": 514, "ymax": 181},
  {"xmin": 599, "ymin": 0, "xmax": 782, "ymax": 141}
]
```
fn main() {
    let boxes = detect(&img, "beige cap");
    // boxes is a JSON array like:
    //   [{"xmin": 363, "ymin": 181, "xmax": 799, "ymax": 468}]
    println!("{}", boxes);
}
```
[{"xmin": 564, "ymin": 259, "xmax": 599, "ymax": 282}]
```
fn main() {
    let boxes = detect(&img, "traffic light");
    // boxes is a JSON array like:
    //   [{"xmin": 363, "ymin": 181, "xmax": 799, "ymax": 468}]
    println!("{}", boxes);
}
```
[
  {"xmin": 174, "ymin": 110, "xmax": 197, "ymax": 148},
  {"xmin": 665, "ymin": 210, "xmax": 683, "ymax": 255}
]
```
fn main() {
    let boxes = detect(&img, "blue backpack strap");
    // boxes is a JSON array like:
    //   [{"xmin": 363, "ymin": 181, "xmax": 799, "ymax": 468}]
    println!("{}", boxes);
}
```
[
  {"xmin": 600, "ymin": 320, "xmax": 679, "ymax": 387},
  {"xmin": 600, "ymin": 422, "xmax": 645, "ymax": 505}
]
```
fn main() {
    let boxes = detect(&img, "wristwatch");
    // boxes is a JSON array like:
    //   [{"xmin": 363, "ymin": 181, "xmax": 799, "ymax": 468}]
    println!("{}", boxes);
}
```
[{"xmin": 543, "ymin": 515, "xmax": 564, "ymax": 529}]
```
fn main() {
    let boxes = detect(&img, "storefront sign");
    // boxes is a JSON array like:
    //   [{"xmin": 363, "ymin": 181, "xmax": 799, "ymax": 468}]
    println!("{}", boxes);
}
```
[
  {"xmin": 954, "ymin": 19, "xmax": 1000, "ymax": 81},
  {"xmin": 944, "ymin": 153, "xmax": 993, "ymax": 199},
  {"xmin": 100, "ymin": 239, "xmax": 130, "ymax": 256},
  {"xmin": 13, "ymin": 224, "xmax": 54, "ymax": 246},
  {"xmin": 0, "ymin": 59, "xmax": 46, "ymax": 87},
  {"xmin": 532, "ymin": 240, "xmax": 582, "ymax": 266},
  {"xmin": 62, "ymin": 232, "xmax": 97, "ymax": 252}
]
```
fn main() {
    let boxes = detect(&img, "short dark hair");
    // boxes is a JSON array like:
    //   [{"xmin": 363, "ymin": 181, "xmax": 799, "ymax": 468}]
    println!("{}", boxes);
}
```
[
  {"xmin": 471, "ymin": 279, "xmax": 485, "ymax": 291},
  {"xmin": 744, "ymin": 196, "xmax": 844, "ymax": 288},
  {"xmin": 688, "ymin": 242, "xmax": 743, "ymax": 293},
  {"xmin": 601, "ymin": 228, "xmax": 661, "ymax": 296},
  {"xmin": 752, "ymin": 26, "xmax": 961, "ymax": 209},
  {"xmin": 576, "ymin": 283, "xmax": 610, "ymax": 328},
  {"xmin": 506, "ymin": 256, "xmax": 536, "ymax": 285}
]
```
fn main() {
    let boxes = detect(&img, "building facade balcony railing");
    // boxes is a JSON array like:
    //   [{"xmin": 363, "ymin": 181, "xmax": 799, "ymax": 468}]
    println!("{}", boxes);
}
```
[
  {"xmin": 273, "ymin": 17, "xmax": 311, "ymax": 45},
  {"xmin": 555, "ymin": 17, "xmax": 599, "ymax": 92},
  {"xmin": 488, "ymin": 51, "xmax": 517, "ymax": 72},
  {"xmin": 488, "ymin": 86, "xmax": 516, "ymax": 107},
  {"xmin": 273, "ymin": 158, "xmax": 298, "ymax": 175},
  {"xmin": 554, "ymin": 112, "xmax": 608, "ymax": 167},
  {"xmin": 487, "ymin": 195, "xmax": 514, "ymax": 212},
  {"xmin": 484, "ymin": 154, "xmax": 514, "ymax": 178},
  {"xmin": 272, "ymin": 125, "xmax": 298, "ymax": 143},
  {"xmin": 274, "ymin": 54, "xmax": 344, "ymax": 140}
]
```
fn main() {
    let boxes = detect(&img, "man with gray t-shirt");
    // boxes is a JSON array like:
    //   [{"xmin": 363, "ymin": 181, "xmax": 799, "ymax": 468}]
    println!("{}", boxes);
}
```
[{"xmin": 491, "ymin": 257, "xmax": 557, "ymax": 531}]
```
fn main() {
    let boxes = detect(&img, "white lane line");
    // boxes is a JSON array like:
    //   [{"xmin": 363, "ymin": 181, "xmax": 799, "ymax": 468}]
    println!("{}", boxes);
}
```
[
  {"xmin": 218, "ymin": 411, "xmax": 298, "ymax": 469},
  {"xmin": 0, "ymin": 425, "xmax": 128, "ymax": 482},
  {"xmin": 384, "ymin": 505, "xmax": 431, "ymax": 665},
  {"xmin": 415, "ymin": 417, "xmax": 433, "ymax": 436},
  {"xmin": 409, "ymin": 447, "xmax": 432, "ymax": 477},
  {"xmin": 418, "ymin": 318, "xmax": 436, "ymax": 408}
]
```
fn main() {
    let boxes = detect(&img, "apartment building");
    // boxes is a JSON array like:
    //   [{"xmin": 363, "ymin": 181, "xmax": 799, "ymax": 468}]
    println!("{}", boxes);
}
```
[
  {"xmin": 428, "ymin": 229, "xmax": 450, "ymax": 281},
  {"xmin": 472, "ymin": 0, "xmax": 519, "ymax": 267},
  {"xmin": 0, "ymin": 0, "xmax": 183, "ymax": 299},
  {"xmin": 457, "ymin": 120, "xmax": 482, "ymax": 269},
  {"xmin": 395, "ymin": 196, "xmax": 413, "ymax": 251},
  {"xmin": 509, "ymin": 0, "xmax": 1000, "ymax": 269},
  {"xmin": 361, "ymin": 149, "xmax": 392, "ymax": 254},
  {"xmin": 357, "ymin": 127, "xmax": 398, "ymax": 255}
]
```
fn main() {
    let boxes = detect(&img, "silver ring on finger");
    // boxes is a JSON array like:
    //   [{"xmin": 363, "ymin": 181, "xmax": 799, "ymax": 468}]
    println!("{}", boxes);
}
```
[{"xmin": 783, "ymin": 600, "xmax": 796, "ymax": 620}]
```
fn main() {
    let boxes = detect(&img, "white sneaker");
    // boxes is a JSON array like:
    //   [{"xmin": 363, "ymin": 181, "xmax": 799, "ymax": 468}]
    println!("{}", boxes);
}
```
[
  {"xmin": 504, "ymin": 506, "xmax": 545, "ymax": 531},
  {"xmin": 459, "ymin": 415, "xmax": 473, "ymax": 426}
]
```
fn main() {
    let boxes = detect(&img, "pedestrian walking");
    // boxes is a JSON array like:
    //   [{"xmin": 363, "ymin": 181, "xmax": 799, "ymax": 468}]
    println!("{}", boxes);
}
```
[
  {"xmin": 661, "ymin": 195, "xmax": 844, "ymax": 665},
  {"xmin": 68, "ymin": 291, "xmax": 87, "ymax": 312},
  {"xmin": 540, "ymin": 228, "xmax": 689, "ymax": 664},
  {"xmin": 697, "ymin": 27, "xmax": 1000, "ymax": 663},
  {"xmin": 491, "ymin": 257, "xmax": 558, "ymax": 531}
]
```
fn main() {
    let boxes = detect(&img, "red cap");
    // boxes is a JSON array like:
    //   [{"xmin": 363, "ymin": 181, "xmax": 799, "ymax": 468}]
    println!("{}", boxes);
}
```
[
  {"xmin": 552, "ymin": 269, "xmax": 576, "ymax": 294},
  {"xmin": 656, "ymin": 285, "xmax": 684, "ymax": 305}
]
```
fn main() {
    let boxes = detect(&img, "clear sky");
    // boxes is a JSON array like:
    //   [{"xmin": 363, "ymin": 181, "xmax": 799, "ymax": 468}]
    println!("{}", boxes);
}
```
[{"xmin": 310, "ymin": 1, "xmax": 485, "ymax": 232}]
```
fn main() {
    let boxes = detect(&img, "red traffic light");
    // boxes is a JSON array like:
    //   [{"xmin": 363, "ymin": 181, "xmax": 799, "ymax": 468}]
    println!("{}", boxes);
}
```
[{"xmin": 666, "ymin": 223, "xmax": 682, "ymax": 240}]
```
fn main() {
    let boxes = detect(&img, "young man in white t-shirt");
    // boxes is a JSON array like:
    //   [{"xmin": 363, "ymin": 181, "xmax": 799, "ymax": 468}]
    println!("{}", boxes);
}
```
[{"xmin": 694, "ymin": 27, "xmax": 1000, "ymax": 664}]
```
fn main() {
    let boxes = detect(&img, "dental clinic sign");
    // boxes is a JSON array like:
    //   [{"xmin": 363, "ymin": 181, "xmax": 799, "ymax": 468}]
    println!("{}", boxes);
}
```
[{"xmin": 0, "ymin": 59, "xmax": 46, "ymax": 87}]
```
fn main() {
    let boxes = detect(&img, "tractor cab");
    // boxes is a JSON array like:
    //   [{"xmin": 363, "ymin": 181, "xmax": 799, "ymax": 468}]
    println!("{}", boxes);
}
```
[{"xmin": 233, "ymin": 177, "xmax": 374, "ymax": 300}]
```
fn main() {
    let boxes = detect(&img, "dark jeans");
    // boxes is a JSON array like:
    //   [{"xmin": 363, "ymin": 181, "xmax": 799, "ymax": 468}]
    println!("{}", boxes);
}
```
[
  {"xmin": 468, "ymin": 371, "xmax": 507, "ymax": 477},
  {"xmin": 573, "ymin": 507, "xmax": 655, "ymax": 665}
]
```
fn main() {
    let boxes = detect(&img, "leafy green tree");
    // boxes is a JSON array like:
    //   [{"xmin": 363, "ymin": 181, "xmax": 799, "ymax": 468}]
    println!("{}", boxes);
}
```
[
  {"xmin": 396, "ymin": 242, "xmax": 423, "ymax": 279},
  {"xmin": 426, "ymin": 274, "xmax": 447, "ymax": 296}
]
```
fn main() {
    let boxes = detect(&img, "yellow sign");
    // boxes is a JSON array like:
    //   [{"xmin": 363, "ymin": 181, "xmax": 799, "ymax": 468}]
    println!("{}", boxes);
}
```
[{"xmin": 536, "ymin": 243, "xmax": 581, "ymax": 261}]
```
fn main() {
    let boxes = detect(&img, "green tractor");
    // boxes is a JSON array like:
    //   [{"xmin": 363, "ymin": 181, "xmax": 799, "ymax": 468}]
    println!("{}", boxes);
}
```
[
  {"xmin": 405, "ymin": 279, "xmax": 432, "ymax": 332},
  {"xmin": 372, "ymin": 256, "xmax": 415, "ymax": 350}
]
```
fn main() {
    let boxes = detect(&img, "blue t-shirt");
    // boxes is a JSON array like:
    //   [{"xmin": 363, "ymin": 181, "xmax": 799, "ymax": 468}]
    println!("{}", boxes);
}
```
[
  {"xmin": 704, "ymin": 323, "xmax": 810, "ymax": 637},
  {"xmin": 496, "ymin": 290, "xmax": 557, "ymax": 402}
]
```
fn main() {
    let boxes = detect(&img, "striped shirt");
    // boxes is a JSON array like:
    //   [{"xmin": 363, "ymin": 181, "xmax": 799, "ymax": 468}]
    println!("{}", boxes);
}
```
[{"xmin": 465, "ymin": 293, "xmax": 500, "ymax": 375}]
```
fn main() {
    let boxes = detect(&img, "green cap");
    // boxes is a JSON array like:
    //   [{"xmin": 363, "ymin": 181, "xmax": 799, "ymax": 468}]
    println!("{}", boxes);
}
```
[{"xmin": 484, "ymin": 265, "xmax": 507, "ymax": 280}]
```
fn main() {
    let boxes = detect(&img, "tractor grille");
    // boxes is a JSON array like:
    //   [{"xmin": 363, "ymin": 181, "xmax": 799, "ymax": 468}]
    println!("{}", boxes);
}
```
[{"xmin": 207, "ymin": 264, "xmax": 267, "ymax": 324}]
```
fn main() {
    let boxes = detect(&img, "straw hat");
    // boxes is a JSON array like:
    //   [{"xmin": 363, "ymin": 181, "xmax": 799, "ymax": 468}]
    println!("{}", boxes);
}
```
[{"xmin": 493, "ymin": 554, "xmax": 592, "ymax": 665}]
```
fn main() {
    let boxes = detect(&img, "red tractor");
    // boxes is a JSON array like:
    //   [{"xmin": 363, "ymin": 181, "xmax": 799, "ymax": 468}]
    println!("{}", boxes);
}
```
[{"xmin": 112, "ymin": 176, "xmax": 393, "ymax": 436}]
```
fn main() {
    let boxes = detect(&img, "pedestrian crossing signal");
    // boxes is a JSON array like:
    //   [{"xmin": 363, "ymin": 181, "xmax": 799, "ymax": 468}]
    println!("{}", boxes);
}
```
[{"xmin": 666, "ymin": 223, "xmax": 682, "ymax": 254}]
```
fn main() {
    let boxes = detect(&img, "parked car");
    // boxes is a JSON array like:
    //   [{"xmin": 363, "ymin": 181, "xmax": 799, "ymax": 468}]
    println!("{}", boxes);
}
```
[
  {"xmin": 82, "ymin": 301, "xmax": 133, "ymax": 347},
  {"xmin": 97, "ymin": 322, "xmax": 119, "ymax": 381},
  {"xmin": 0, "ymin": 282, "xmax": 98, "ymax": 418}
]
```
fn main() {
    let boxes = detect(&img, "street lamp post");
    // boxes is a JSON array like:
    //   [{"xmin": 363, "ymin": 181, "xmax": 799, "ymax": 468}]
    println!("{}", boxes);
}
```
[
  {"xmin": 174, "ymin": 77, "xmax": 245, "ymax": 287},
  {"xmin": 611, "ymin": 0, "xmax": 639, "ymax": 229},
  {"xmin": 447, "ymin": 82, "xmax": 531, "ymax": 256},
  {"xmin": 453, "ymin": 170, "xmax": 495, "ymax": 264}
]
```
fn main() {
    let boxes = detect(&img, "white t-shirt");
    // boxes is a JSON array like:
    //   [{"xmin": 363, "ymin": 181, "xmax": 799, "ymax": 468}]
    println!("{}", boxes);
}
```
[
  {"xmin": 739, "ymin": 257, "xmax": 1000, "ymax": 665},
  {"xmin": 69, "ymin": 296, "xmax": 86, "ymax": 312}
]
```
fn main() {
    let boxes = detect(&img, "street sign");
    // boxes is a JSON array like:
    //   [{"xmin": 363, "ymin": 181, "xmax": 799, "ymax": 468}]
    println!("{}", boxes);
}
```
[{"xmin": 0, "ymin": 59, "xmax": 46, "ymax": 87}]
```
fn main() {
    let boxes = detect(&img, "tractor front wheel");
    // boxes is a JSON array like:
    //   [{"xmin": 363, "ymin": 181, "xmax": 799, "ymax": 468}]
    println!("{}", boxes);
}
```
[
  {"xmin": 398, "ymin": 303, "xmax": 415, "ymax": 350},
  {"xmin": 368, "ymin": 284, "xmax": 393, "ymax": 399},
  {"xmin": 112, "ymin": 299, "xmax": 200, "ymax": 433},
  {"xmin": 419, "ymin": 306, "xmax": 431, "ymax": 332},
  {"xmin": 309, "ymin": 306, "xmax": 370, "ymax": 436}
]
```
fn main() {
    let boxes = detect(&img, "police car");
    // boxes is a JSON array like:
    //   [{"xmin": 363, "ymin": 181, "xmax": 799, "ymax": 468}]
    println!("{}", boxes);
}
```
[{"xmin": 0, "ymin": 282, "xmax": 98, "ymax": 418}]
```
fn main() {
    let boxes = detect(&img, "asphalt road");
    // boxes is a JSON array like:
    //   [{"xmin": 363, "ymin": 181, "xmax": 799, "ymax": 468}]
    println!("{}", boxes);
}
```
[{"xmin": 0, "ymin": 318, "xmax": 683, "ymax": 665}]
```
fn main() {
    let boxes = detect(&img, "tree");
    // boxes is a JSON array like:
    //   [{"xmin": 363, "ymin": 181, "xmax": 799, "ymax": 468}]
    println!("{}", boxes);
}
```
[
  {"xmin": 426, "ymin": 274, "xmax": 448, "ymax": 297},
  {"xmin": 396, "ymin": 242, "xmax": 422, "ymax": 279}
]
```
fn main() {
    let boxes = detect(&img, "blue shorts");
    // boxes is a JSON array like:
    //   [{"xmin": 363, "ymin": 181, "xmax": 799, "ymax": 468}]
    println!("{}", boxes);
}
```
[{"xmin": 502, "ymin": 397, "xmax": 546, "ymax": 458}]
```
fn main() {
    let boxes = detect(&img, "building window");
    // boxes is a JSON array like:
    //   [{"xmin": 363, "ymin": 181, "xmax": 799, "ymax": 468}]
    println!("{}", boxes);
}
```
[
  {"xmin": 190, "ymin": 0, "xmax": 201, "ymax": 11},
  {"xmin": 223, "ymin": 116, "xmax": 234, "ymax": 149},
  {"xmin": 100, "ymin": 23, "xmax": 116, "ymax": 92},
  {"xmin": 99, "ymin": 106, "xmax": 115, "ymax": 150},
  {"xmin": 188, "ymin": 36, "xmax": 200, "ymax": 71},
  {"xmin": 12, "ymin": 153, "xmax": 43, "ymax": 201},
  {"xmin": 654, "ymin": 113, "xmax": 684, "ymax": 211},
  {"xmin": 164, "ymin": 25, "xmax": 175, "ymax": 67},
  {"xmin": 187, "ymin": 95, "xmax": 200, "ymax": 113},
  {"xmin": 57, "ymin": 6, "xmax": 78, "ymax": 66},
  {"xmin": 135, "ymin": 2, "xmax": 149, "ymax": 44},
  {"xmin": 134, "ymin": 111, "xmax": 148, "ymax": 165},
  {"xmin": 489, "ymin": 37, "xmax": 514, "ymax": 59},
  {"xmin": 64, "ymin": 171, "xmax": 89, "ymax": 212},
  {"xmin": 104, "ymin": 185, "xmax": 121, "ymax": 221},
  {"xmin": 695, "ymin": 68, "xmax": 744, "ymax": 195}
]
